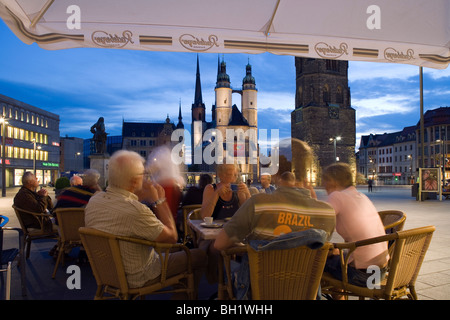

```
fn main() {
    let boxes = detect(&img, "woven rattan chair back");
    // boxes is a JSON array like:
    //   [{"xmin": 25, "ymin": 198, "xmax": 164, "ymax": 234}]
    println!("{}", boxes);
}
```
[
  {"xmin": 79, "ymin": 227, "xmax": 129, "ymax": 297},
  {"xmin": 12, "ymin": 205, "xmax": 58, "ymax": 258},
  {"xmin": 51, "ymin": 208, "xmax": 85, "ymax": 278},
  {"xmin": 321, "ymin": 225, "xmax": 435, "ymax": 300},
  {"xmin": 384, "ymin": 225, "xmax": 435, "ymax": 299},
  {"xmin": 79, "ymin": 227, "xmax": 195, "ymax": 300},
  {"xmin": 187, "ymin": 208, "xmax": 202, "ymax": 220},
  {"xmin": 55, "ymin": 208, "xmax": 85, "ymax": 243},
  {"xmin": 248, "ymin": 242, "xmax": 332, "ymax": 300},
  {"xmin": 378, "ymin": 210, "xmax": 406, "ymax": 233},
  {"xmin": 182, "ymin": 204, "xmax": 202, "ymax": 244}
]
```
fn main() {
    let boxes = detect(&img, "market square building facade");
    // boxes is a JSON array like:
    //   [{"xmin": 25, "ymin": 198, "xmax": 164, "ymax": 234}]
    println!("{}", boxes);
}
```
[{"xmin": 0, "ymin": 94, "xmax": 60, "ymax": 187}]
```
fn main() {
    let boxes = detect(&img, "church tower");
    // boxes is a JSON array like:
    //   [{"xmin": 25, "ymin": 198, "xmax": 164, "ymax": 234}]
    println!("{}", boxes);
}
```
[
  {"xmin": 291, "ymin": 58, "xmax": 356, "ymax": 185},
  {"xmin": 188, "ymin": 55, "xmax": 259, "ymax": 181},
  {"xmin": 176, "ymin": 101, "xmax": 184, "ymax": 129},
  {"xmin": 191, "ymin": 55, "xmax": 206, "ymax": 165},
  {"xmin": 215, "ymin": 57, "xmax": 232, "ymax": 139},
  {"xmin": 241, "ymin": 61, "xmax": 257, "ymax": 129},
  {"xmin": 192, "ymin": 55, "xmax": 205, "ymax": 122}
]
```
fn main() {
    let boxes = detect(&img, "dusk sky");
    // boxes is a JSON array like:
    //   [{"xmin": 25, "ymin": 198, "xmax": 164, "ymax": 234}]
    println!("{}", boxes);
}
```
[{"xmin": 1, "ymin": 19, "xmax": 449, "ymax": 154}]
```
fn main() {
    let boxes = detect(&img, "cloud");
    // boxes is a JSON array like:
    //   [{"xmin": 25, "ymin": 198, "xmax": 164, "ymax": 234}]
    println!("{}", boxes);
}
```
[
  {"xmin": 425, "ymin": 67, "xmax": 450, "ymax": 80},
  {"xmin": 353, "ymin": 94, "xmax": 416, "ymax": 120},
  {"xmin": 257, "ymin": 92, "xmax": 295, "ymax": 112},
  {"xmin": 349, "ymin": 61, "xmax": 420, "ymax": 81}
]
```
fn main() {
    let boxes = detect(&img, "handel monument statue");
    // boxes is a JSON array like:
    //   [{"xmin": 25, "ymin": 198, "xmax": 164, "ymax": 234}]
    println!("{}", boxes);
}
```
[{"xmin": 90, "ymin": 117, "xmax": 108, "ymax": 154}]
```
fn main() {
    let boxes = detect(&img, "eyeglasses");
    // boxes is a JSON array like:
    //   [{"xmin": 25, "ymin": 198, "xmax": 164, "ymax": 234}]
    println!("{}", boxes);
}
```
[{"xmin": 137, "ymin": 172, "xmax": 152, "ymax": 180}]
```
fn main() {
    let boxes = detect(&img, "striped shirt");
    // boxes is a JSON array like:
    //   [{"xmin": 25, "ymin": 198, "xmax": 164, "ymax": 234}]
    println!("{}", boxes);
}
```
[
  {"xmin": 85, "ymin": 186, "xmax": 164, "ymax": 288},
  {"xmin": 224, "ymin": 186, "xmax": 336, "ymax": 243},
  {"xmin": 54, "ymin": 186, "xmax": 97, "ymax": 209}
]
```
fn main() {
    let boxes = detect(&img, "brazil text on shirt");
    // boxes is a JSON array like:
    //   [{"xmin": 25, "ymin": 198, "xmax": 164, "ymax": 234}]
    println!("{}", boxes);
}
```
[{"xmin": 251, "ymin": 203, "xmax": 336, "ymax": 240}]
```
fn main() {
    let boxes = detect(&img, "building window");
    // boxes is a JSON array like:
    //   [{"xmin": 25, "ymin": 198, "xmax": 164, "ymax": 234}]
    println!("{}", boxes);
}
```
[
  {"xmin": 323, "ymin": 84, "xmax": 330, "ymax": 103},
  {"xmin": 336, "ymin": 86, "xmax": 343, "ymax": 104},
  {"xmin": 326, "ymin": 59, "xmax": 338, "ymax": 71}
]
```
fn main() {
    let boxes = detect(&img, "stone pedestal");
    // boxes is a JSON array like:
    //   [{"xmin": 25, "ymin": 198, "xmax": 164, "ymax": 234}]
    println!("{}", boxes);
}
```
[{"xmin": 89, "ymin": 154, "xmax": 109, "ymax": 189}]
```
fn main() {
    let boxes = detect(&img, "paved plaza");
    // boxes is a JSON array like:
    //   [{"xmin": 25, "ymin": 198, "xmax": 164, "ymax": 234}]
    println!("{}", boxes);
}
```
[{"xmin": 1, "ymin": 185, "xmax": 449, "ymax": 300}]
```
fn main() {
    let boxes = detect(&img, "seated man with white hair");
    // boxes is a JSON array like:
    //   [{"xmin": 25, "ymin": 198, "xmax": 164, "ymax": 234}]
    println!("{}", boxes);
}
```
[
  {"xmin": 70, "ymin": 175, "xmax": 83, "ymax": 186},
  {"xmin": 14, "ymin": 171, "xmax": 54, "ymax": 230},
  {"xmin": 54, "ymin": 169, "xmax": 102, "ymax": 210},
  {"xmin": 85, "ymin": 150, "xmax": 206, "ymax": 293}
]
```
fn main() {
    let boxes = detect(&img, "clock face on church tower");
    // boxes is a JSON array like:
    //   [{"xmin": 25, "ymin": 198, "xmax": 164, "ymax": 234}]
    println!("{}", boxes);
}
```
[{"xmin": 328, "ymin": 106, "xmax": 339, "ymax": 119}]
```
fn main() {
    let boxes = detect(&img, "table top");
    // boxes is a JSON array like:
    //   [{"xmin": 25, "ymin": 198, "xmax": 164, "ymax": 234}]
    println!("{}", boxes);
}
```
[
  {"xmin": 188, "ymin": 218, "xmax": 343, "ymax": 243},
  {"xmin": 187, "ymin": 219, "xmax": 225, "ymax": 240}
]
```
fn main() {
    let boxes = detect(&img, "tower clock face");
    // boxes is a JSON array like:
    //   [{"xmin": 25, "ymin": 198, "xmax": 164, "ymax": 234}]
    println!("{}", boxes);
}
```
[{"xmin": 328, "ymin": 106, "xmax": 339, "ymax": 119}]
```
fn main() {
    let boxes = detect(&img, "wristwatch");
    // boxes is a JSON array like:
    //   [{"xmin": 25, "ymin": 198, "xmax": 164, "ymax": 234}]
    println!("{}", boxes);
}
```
[
  {"xmin": 142, "ymin": 197, "xmax": 166, "ymax": 209},
  {"xmin": 150, "ymin": 197, "xmax": 166, "ymax": 208}
]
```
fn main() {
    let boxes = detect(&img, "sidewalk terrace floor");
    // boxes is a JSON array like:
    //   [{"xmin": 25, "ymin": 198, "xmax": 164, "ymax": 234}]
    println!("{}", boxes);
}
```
[{"xmin": 1, "ymin": 185, "xmax": 449, "ymax": 300}]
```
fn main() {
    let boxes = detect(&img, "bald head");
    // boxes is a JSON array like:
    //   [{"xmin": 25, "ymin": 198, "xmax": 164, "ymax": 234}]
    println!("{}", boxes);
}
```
[{"xmin": 108, "ymin": 150, "xmax": 145, "ymax": 191}]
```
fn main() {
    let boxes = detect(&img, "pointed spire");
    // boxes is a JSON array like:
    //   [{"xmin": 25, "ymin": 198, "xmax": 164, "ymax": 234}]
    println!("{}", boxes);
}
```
[
  {"xmin": 177, "ymin": 100, "xmax": 184, "ymax": 129},
  {"xmin": 193, "ymin": 54, "xmax": 204, "ymax": 109},
  {"xmin": 216, "ymin": 55, "xmax": 230, "ymax": 88},
  {"xmin": 243, "ymin": 58, "xmax": 256, "ymax": 88}
]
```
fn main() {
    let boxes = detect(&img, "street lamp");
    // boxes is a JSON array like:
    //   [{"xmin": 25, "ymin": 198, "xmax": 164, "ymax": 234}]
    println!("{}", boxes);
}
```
[
  {"xmin": 437, "ymin": 139, "xmax": 445, "ymax": 188},
  {"xmin": 0, "ymin": 116, "xmax": 7, "ymax": 197},
  {"xmin": 407, "ymin": 154, "xmax": 413, "ymax": 184},
  {"xmin": 32, "ymin": 139, "xmax": 41, "ymax": 177},
  {"xmin": 330, "ymin": 136, "xmax": 341, "ymax": 163}
]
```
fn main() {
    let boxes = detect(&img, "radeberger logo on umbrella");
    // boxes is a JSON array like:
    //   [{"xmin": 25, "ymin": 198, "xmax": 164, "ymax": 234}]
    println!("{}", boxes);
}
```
[
  {"xmin": 91, "ymin": 30, "xmax": 134, "ymax": 48},
  {"xmin": 179, "ymin": 34, "xmax": 219, "ymax": 51},
  {"xmin": 384, "ymin": 48, "xmax": 414, "ymax": 62},
  {"xmin": 314, "ymin": 42, "xmax": 348, "ymax": 59}
]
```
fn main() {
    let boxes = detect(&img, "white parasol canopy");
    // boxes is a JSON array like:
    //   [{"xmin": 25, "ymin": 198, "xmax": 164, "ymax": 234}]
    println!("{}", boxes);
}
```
[{"xmin": 0, "ymin": 0, "xmax": 449, "ymax": 69}]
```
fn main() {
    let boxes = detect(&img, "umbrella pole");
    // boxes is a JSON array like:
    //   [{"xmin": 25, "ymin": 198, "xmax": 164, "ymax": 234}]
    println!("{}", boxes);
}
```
[{"xmin": 420, "ymin": 66, "xmax": 424, "ymax": 168}]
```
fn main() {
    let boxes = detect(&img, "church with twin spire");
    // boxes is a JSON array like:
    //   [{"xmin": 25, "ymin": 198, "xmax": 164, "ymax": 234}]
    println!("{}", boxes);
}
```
[{"xmin": 187, "ymin": 55, "xmax": 259, "ymax": 182}]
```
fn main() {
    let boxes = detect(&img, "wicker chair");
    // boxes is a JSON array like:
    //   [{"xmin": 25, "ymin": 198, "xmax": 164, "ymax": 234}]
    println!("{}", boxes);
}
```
[
  {"xmin": 321, "ymin": 225, "xmax": 435, "ymax": 300},
  {"xmin": 378, "ymin": 210, "xmax": 406, "ymax": 233},
  {"xmin": 12, "ymin": 205, "xmax": 58, "ymax": 258},
  {"xmin": 218, "ymin": 245, "xmax": 247, "ymax": 300},
  {"xmin": 219, "ymin": 242, "xmax": 332, "ymax": 300},
  {"xmin": 181, "ymin": 204, "xmax": 202, "ymax": 244},
  {"xmin": 79, "ymin": 227, "xmax": 195, "ymax": 300},
  {"xmin": 51, "ymin": 208, "xmax": 85, "ymax": 278},
  {"xmin": 186, "ymin": 208, "xmax": 202, "ymax": 247}
]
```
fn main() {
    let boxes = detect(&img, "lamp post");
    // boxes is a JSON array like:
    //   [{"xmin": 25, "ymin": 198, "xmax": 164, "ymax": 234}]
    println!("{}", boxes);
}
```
[
  {"xmin": 32, "ymin": 139, "xmax": 42, "ymax": 178},
  {"xmin": 330, "ymin": 136, "xmax": 341, "ymax": 163},
  {"xmin": 437, "ymin": 139, "xmax": 445, "ymax": 188},
  {"xmin": 33, "ymin": 138, "xmax": 36, "ymax": 175},
  {"xmin": 1, "ymin": 116, "xmax": 7, "ymax": 197},
  {"xmin": 407, "ymin": 154, "xmax": 413, "ymax": 185}
]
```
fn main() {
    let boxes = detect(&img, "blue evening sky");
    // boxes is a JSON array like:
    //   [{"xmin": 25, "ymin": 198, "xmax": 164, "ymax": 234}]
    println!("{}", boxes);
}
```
[{"xmin": 1, "ymin": 19, "xmax": 449, "ymax": 152}]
